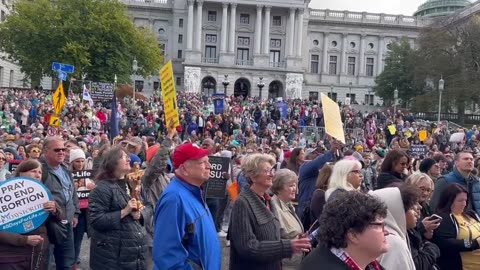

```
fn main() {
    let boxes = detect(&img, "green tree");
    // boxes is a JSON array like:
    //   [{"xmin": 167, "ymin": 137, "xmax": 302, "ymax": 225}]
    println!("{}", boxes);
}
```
[
  {"xmin": 374, "ymin": 38, "xmax": 419, "ymax": 107},
  {"xmin": 0, "ymin": 0, "xmax": 163, "ymax": 86}
]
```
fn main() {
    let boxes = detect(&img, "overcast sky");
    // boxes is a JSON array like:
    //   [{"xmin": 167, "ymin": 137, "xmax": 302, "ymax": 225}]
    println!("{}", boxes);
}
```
[{"xmin": 309, "ymin": 0, "xmax": 472, "ymax": 16}]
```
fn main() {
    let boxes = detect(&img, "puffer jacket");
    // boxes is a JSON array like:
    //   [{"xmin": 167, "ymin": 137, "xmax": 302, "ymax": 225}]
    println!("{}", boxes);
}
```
[{"xmin": 88, "ymin": 179, "xmax": 148, "ymax": 270}]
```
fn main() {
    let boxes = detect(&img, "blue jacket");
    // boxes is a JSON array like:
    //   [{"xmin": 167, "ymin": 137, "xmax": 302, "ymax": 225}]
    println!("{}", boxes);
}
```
[
  {"xmin": 296, "ymin": 151, "xmax": 334, "ymax": 219},
  {"xmin": 153, "ymin": 177, "xmax": 221, "ymax": 270},
  {"xmin": 430, "ymin": 168, "xmax": 480, "ymax": 217}
]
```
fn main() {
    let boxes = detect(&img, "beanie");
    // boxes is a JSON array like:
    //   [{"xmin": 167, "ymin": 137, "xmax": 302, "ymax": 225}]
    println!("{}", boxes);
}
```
[
  {"xmin": 69, "ymin": 148, "xmax": 86, "ymax": 163},
  {"xmin": 419, "ymin": 158, "xmax": 436, "ymax": 174}
]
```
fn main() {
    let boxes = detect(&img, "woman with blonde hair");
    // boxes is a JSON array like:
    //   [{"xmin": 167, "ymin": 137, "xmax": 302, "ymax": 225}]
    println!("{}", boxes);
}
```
[{"xmin": 325, "ymin": 159, "xmax": 363, "ymax": 201}]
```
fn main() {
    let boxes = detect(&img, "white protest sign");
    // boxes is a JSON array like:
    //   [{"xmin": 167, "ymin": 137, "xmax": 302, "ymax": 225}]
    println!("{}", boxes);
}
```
[
  {"xmin": 0, "ymin": 177, "xmax": 52, "ymax": 234},
  {"xmin": 449, "ymin": 132, "xmax": 465, "ymax": 143}
]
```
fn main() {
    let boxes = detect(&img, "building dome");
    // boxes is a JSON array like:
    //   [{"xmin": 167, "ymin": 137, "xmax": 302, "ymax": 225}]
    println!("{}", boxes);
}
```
[{"xmin": 414, "ymin": 0, "xmax": 471, "ymax": 17}]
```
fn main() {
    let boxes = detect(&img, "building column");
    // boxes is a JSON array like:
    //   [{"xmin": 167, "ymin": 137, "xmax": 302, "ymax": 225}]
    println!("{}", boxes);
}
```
[
  {"xmin": 296, "ymin": 9, "xmax": 304, "ymax": 57},
  {"xmin": 186, "ymin": 0, "xmax": 194, "ymax": 50},
  {"xmin": 262, "ymin": 6, "xmax": 271, "ymax": 55},
  {"xmin": 322, "ymin": 32, "xmax": 329, "ymax": 74},
  {"xmin": 254, "ymin": 5, "xmax": 263, "ymax": 55},
  {"xmin": 228, "ymin": 3, "xmax": 237, "ymax": 53},
  {"xmin": 377, "ymin": 36, "xmax": 384, "ymax": 75},
  {"xmin": 220, "ymin": 3, "xmax": 229, "ymax": 53},
  {"xmin": 340, "ymin": 33, "xmax": 348, "ymax": 75},
  {"xmin": 287, "ymin": 8, "xmax": 296, "ymax": 57},
  {"xmin": 359, "ymin": 34, "xmax": 366, "ymax": 76},
  {"xmin": 195, "ymin": 0, "xmax": 204, "ymax": 51}
]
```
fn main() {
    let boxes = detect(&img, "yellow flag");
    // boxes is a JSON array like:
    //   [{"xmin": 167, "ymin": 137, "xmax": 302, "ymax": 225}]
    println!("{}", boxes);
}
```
[
  {"xmin": 50, "ymin": 115, "xmax": 60, "ymax": 127},
  {"xmin": 53, "ymin": 82, "xmax": 66, "ymax": 115},
  {"xmin": 160, "ymin": 61, "xmax": 180, "ymax": 127}
]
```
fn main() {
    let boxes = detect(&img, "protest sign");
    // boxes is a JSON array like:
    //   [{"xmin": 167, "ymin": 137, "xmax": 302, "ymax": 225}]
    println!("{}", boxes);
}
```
[
  {"xmin": 0, "ymin": 177, "xmax": 52, "ymax": 234},
  {"xmin": 321, "ymin": 93, "xmax": 345, "ymax": 144},
  {"xmin": 160, "ymin": 60, "xmax": 180, "ymax": 127},
  {"xmin": 419, "ymin": 130, "xmax": 428, "ymax": 142},
  {"xmin": 410, "ymin": 145, "xmax": 427, "ymax": 156},
  {"xmin": 8, "ymin": 160, "xmax": 21, "ymax": 174},
  {"xmin": 71, "ymin": 170, "xmax": 95, "ymax": 209},
  {"xmin": 205, "ymin": 156, "xmax": 230, "ymax": 199},
  {"xmin": 450, "ymin": 132, "xmax": 465, "ymax": 143},
  {"xmin": 212, "ymin": 93, "xmax": 225, "ymax": 115},
  {"xmin": 90, "ymin": 82, "xmax": 114, "ymax": 101}
]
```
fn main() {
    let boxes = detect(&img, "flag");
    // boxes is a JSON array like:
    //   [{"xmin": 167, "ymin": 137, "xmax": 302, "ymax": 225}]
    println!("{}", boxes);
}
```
[
  {"xmin": 110, "ymin": 91, "xmax": 119, "ymax": 141},
  {"xmin": 82, "ymin": 84, "xmax": 94, "ymax": 107}
]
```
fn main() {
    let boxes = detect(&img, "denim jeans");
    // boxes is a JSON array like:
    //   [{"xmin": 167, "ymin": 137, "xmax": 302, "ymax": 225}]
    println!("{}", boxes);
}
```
[
  {"xmin": 53, "ymin": 224, "xmax": 76, "ymax": 270},
  {"xmin": 73, "ymin": 211, "xmax": 88, "ymax": 263}
]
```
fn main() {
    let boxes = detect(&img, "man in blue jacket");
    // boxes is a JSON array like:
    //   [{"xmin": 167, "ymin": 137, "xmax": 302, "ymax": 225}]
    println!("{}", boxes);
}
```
[
  {"xmin": 430, "ymin": 151, "xmax": 480, "ymax": 216},
  {"xmin": 153, "ymin": 142, "xmax": 221, "ymax": 270}
]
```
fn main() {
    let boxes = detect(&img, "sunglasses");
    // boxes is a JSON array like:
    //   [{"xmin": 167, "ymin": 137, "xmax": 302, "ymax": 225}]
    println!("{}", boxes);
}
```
[
  {"xmin": 0, "ymin": 157, "xmax": 5, "ymax": 161},
  {"xmin": 53, "ymin": 148, "xmax": 67, "ymax": 153}
]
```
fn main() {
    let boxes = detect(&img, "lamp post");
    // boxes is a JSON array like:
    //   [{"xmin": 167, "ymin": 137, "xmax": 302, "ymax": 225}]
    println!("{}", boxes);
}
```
[
  {"xmin": 330, "ymin": 84, "xmax": 334, "ymax": 100},
  {"xmin": 393, "ymin": 88, "xmax": 398, "ymax": 116},
  {"xmin": 438, "ymin": 76, "xmax": 444, "ymax": 124},
  {"xmin": 257, "ymin": 77, "xmax": 265, "ymax": 100},
  {"xmin": 222, "ymin": 74, "xmax": 229, "ymax": 96},
  {"xmin": 132, "ymin": 58, "xmax": 138, "ymax": 101}
]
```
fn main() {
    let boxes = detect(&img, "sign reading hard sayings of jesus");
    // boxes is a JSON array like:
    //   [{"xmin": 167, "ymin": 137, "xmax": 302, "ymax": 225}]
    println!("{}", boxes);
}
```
[{"xmin": 0, "ymin": 177, "xmax": 52, "ymax": 234}]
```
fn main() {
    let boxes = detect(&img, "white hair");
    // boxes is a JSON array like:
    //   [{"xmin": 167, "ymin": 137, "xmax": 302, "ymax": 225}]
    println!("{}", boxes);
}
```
[{"xmin": 325, "ymin": 159, "xmax": 362, "ymax": 200}]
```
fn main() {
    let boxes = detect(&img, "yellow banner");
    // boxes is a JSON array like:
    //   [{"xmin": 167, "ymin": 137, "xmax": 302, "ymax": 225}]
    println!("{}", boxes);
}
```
[
  {"xmin": 320, "ymin": 93, "xmax": 345, "ymax": 144},
  {"xmin": 53, "ymin": 82, "xmax": 66, "ymax": 115},
  {"xmin": 49, "ymin": 115, "xmax": 60, "ymax": 127},
  {"xmin": 159, "ymin": 60, "xmax": 180, "ymax": 127},
  {"xmin": 419, "ymin": 130, "xmax": 428, "ymax": 141}
]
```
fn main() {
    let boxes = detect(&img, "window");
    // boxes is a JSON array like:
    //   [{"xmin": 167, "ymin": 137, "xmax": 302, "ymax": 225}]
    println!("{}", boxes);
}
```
[
  {"xmin": 364, "ymin": 94, "xmax": 374, "ymax": 105},
  {"xmin": 327, "ymin": 92, "xmax": 337, "ymax": 102},
  {"xmin": 208, "ymin": 11, "xmax": 217, "ymax": 22},
  {"xmin": 0, "ymin": 10, "xmax": 5, "ymax": 22},
  {"xmin": 205, "ymin": 34, "xmax": 217, "ymax": 44},
  {"xmin": 329, "ymin": 56, "xmax": 337, "ymax": 75},
  {"xmin": 237, "ymin": 48, "xmax": 249, "ymax": 65},
  {"xmin": 310, "ymin": 55, "xmax": 319, "ymax": 74},
  {"xmin": 331, "ymin": 41, "xmax": 337, "ymax": 47},
  {"xmin": 205, "ymin": 46, "xmax": 217, "ymax": 59},
  {"xmin": 178, "ymin": 34, "xmax": 183, "ymax": 44},
  {"xmin": 348, "ymin": 57, "xmax": 356, "ymax": 76},
  {"xmin": 272, "ymin": 16, "xmax": 282, "ymax": 26},
  {"xmin": 158, "ymin": 28, "xmax": 166, "ymax": 37},
  {"xmin": 368, "ymin": 42, "xmax": 374, "ymax": 50},
  {"xmin": 153, "ymin": 81, "xmax": 160, "ymax": 91},
  {"xmin": 176, "ymin": 77, "xmax": 182, "ymax": 86},
  {"xmin": 177, "ymin": 50, "xmax": 183, "ymax": 59},
  {"xmin": 159, "ymin": 43, "xmax": 166, "ymax": 55},
  {"xmin": 313, "ymin": 40, "xmax": 319, "ymax": 46},
  {"xmin": 237, "ymin": 37, "xmax": 250, "ymax": 46},
  {"xmin": 366, "ymin": 58, "xmax": 374, "ymax": 77},
  {"xmin": 350, "ymin": 42, "xmax": 356, "ymax": 49},
  {"xmin": 309, "ymin": 92, "xmax": 319, "ymax": 101},
  {"xmin": 134, "ymin": 80, "xmax": 144, "ymax": 92},
  {"xmin": 179, "ymin": 18, "xmax": 184, "ymax": 28},
  {"xmin": 270, "ymin": 39, "xmax": 281, "ymax": 49},
  {"xmin": 240, "ymin": 14, "xmax": 250, "ymax": 24},
  {"xmin": 270, "ymin": 50, "xmax": 281, "ymax": 66},
  {"xmin": 346, "ymin": 93, "xmax": 356, "ymax": 103}
]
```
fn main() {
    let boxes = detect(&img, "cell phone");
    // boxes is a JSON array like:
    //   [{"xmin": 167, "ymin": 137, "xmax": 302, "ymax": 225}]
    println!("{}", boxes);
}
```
[{"xmin": 429, "ymin": 214, "xmax": 443, "ymax": 222}]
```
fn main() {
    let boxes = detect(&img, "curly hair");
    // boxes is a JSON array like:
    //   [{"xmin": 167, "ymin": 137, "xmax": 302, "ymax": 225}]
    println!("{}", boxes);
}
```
[
  {"xmin": 318, "ymin": 191, "xmax": 387, "ymax": 248},
  {"xmin": 380, "ymin": 149, "xmax": 410, "ymax": 173}
]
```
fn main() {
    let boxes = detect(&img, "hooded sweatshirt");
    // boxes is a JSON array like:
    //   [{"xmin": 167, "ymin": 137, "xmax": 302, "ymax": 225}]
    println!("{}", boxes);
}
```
[{"xmin": 370, "ymin": 188, "xmax": 416, "ymax": 270}]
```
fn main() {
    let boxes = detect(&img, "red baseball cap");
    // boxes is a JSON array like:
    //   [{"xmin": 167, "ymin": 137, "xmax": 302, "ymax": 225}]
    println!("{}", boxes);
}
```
[{"xmin": 173, "ymin": 143, "xmax": 210, "ymax": 169}]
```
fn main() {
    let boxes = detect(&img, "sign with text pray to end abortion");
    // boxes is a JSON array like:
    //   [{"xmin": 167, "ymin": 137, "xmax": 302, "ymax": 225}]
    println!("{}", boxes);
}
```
[{"xmin": 0, "ymin": 177, "xmax": 52, "ymax": 234}]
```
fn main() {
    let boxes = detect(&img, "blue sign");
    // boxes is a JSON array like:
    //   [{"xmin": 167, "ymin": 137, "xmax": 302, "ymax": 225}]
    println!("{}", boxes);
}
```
[
  {"xmin": 0, "ymin": 177, "xmax": 52, "ymax": 234},
  {"xmin": 51, "ymin": 62, "xmax": 75, "ymax": 73},
  {"xmin": 58, "ymin": 71, "xmax": 67, "ymax": 81},
  {"xmin": 212, "ymin": 93, "xmax": 225, "ymax": 115}
]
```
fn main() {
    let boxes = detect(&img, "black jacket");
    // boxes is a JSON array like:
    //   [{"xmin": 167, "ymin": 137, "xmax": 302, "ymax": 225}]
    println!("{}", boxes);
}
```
[
  {"xmin": 375, "ymin": 171, "xmax": 405, "ymax": 190},
  {"xmin": 407, "ymin": 229, "xmax": 440, "ymax": 270},
  {"xmin": 88, "ymin": 179, "xmax": 148, "ymax": 270},
  {"xmin": 432, "ymin": 212, "xmax": 480, "ymax": 270},
  {"xmin": 301, "ymin": 245, "xmax": 386, "ymax": 270}
]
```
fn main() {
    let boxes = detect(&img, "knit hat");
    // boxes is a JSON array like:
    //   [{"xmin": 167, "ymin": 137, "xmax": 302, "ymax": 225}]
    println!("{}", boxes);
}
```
[
  {"xmin": 375, "ymin": 149, "xmax": 386, "ymax": 158},
  {"xmin": 69, "ymin": 148, "xmax": 86, "ymax": 163},
  {"xmin": 419, "ymin": 158, "xmax": 436, "ymax": 174}
]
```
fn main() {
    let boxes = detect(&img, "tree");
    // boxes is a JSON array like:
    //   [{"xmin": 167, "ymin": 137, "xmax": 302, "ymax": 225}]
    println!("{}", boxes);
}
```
[
  {"xmin": 414, "ymin": 16, "xmax": 480, "ymax": 123},
  {"xmin": 0, "ymin": 0, "xmax": 163, "ymax": 86},
  {"xmin": 374, "ymin": 38, "xmax": 419, "ymax": 107}
]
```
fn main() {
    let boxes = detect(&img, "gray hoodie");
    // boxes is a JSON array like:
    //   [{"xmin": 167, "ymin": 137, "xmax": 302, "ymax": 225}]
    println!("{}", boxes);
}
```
[{"xmin": 370, "ymin": 187, "xmax": 416, "ymax": 270}]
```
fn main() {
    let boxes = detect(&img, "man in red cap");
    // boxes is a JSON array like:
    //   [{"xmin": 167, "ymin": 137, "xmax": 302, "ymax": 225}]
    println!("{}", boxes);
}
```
[{"xmin": 152, "ymin": 142, "xmax": 221, "ymax": 270}]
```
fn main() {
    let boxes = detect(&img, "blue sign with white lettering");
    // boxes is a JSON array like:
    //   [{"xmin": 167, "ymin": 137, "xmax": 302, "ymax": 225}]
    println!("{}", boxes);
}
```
[
  {"xmin": 52, "ymin": 62, "xmax": 61, "ymax": 71},
  {"xmin": 0, "ymin": 177, "xmax": 52, "ymax": 234},
  {"xmin": 52, "ymin": 62, "xmax": 75, "ymax": 73},
  {"xmin": 58, "ymin": 71, "xmax": 67, "ymax": 81}
]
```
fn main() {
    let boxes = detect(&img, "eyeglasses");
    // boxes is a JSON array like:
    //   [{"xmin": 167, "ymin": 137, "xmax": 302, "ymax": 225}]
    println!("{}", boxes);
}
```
[
  {"xmin": 419, "ymin": 187, "xmax": 433, "ymax": 194},
  {"xmin": 53, "ymin": 148, "xmax": 67, "ymax": 153},
  {"xmin": 350, "ymin": 169, "xmax": 362, "ymax": 174},
  {"xmin": 262, "ymin": 167, "xmax": 276, "ymax": 176},
  {"xmin": 369, "ymin": 222, "xmax": 387, "ymax": 231}
]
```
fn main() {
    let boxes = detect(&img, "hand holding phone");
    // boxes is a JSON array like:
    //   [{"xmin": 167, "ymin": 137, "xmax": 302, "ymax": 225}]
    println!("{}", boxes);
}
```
[{"xmin": 429, "ymin": 214, "xmax": 443, "ymax": 223}]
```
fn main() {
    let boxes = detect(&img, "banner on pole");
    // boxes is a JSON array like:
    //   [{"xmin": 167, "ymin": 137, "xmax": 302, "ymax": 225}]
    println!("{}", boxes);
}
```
[{"xmin": 160, "ymin": 60, "xmax": 180, "ymax": 127}]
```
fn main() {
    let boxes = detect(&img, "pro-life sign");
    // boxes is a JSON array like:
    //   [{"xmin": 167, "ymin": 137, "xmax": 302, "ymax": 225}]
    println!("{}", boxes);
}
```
[
  {"xmin": 0, "ymin": 177, "xmax": 52, "ymax": 234},
  {"xmin": 71, "ymin": 170, "xmax": 95, "ymax": 209},
  {"xmin": 204, "ymin": 156, "xmax": 230, "ymax": 199}
]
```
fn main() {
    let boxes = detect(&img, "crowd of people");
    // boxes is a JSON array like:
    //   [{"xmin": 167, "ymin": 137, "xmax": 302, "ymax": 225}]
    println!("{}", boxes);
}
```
[{"xmin": 0, "ymin": 87, "xmax": 479, "ymax": 270}]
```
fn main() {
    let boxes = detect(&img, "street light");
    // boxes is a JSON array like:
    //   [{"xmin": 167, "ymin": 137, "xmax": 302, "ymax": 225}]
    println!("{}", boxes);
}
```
[
  {"xmin": 257, "ymin": 77, "xmax": 265, "ymax": 100},
  {"xmin": 330, "ymin": 84, "xmax": 334, "ymax": 100},
  {"xmin": 222, "ymin": 75, "xmax": 229, "ymax": 96},
  {"xmin": 393, "ymin": 88, "xmax": 398, "ymax": 116},
  {"xmin": 438, "ymin": 76, "xmax": 444, "ymax": 124},
  {"xmin": 132, "ymin": 58, "xmax": 138, "ymax": 101}
]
